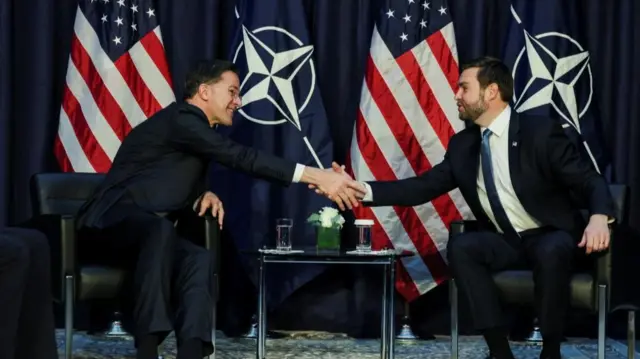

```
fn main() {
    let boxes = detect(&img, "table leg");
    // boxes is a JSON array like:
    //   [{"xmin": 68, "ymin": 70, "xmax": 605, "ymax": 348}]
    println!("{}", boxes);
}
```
[
  {"xmin": 387, "ymin": 260, "xmax": 396, "ymax": 359},
  {"xmin": 381, "ymin": 263, "xmax": 389, "ymax": 359},
  {"xmin": 257, "ymin": 256, "xmax": 266, "ymax": 359}
]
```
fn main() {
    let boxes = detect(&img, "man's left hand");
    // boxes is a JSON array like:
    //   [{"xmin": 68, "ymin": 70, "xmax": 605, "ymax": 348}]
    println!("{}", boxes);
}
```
[
  {"xmin": 198, "ymin": 191, "xmax": 224, "ymax": 229},
  {"xmin": 578, "ymin": 214, "xmax": 610, "ymax": 254}
]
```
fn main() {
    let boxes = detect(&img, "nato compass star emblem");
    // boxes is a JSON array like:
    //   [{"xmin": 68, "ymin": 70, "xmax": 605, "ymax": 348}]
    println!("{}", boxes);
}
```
[
  {"xmin": 509, "ymin": 6, "xmax": 593, "ymax": 134},
  {"xmin": 232, "ymin": 25, "xmax": 316, "ymax": 128},
  {"xmin": 231, "ymin": 24, "xmax": 323, "ymax": 167}
]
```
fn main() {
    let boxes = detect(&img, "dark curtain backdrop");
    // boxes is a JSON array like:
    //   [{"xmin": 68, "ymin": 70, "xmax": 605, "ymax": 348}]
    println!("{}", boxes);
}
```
[{"xmin": 1, "ymin": 0, "xmax": 639, "ymax": 338}]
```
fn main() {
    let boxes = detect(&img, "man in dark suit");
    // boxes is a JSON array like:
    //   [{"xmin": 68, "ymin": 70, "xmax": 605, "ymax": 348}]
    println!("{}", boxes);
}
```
[
  {"xmin": 329, "ymin": 57, "xmax": 614, "ymax": 359},
  {"xmin": 76, "ymin": 59, "xmax": 362, "ymax": 359},
  {"xmin": 0, "ymin": 227, "xmax": 57, "ymax": 359}
]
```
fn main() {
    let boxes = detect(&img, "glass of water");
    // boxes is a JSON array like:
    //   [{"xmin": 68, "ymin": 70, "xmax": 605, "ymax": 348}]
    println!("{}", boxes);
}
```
[
  {"xmin": 354, "ymin": 219, "xmax": 374, "ymax": 252},
  {"xmin": 276, "ymin": 218, "xmax": 293, "ymax": 251}
]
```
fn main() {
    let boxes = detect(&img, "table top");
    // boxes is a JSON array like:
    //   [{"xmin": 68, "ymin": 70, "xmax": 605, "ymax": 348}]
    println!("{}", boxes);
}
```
[{"xmin": 242, "ymin": 247, "xmax": 415, "ymax": 262}]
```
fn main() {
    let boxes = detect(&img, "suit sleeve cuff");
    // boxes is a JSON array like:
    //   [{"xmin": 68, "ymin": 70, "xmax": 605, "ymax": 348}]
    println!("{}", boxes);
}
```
[
  {"xmin": 292, "ymin": 164, "xmax": 305, "ymax": 183},
  {"xmin": 361, "ymin": 181, "xmax": 373, "ymax": 202}
]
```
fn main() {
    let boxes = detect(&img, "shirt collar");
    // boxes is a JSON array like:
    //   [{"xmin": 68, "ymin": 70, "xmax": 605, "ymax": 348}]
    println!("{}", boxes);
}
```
[{"xmin": 481, "ymin": 105, "xmax": 511, "ymax": 138}]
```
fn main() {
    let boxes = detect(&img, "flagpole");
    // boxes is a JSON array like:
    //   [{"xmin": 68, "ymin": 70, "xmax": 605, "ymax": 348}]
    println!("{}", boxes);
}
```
[{"xmin": 302, "ymin": 136, "xmax": 324, "ymax": 169}]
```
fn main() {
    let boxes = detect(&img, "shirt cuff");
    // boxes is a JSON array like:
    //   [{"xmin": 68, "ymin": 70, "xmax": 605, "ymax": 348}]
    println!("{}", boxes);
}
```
[
  {"xmin": 361, "ymin": 181, "xmax": 373, "ymax": 202},
  {"xmin": 292, "ymin": 164, "xmax": 305, "ymax": 183}
]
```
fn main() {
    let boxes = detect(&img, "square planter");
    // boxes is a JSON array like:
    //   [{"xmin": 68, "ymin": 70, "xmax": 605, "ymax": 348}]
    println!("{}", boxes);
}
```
[{"xmin": 316, "ymin": 227, "xmax": 340, "ymax": 250}]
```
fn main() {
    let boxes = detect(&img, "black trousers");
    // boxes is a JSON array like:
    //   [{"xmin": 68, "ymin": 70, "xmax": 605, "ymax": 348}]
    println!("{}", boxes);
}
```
[
  {"xmin": 0, "ymin": 227, "xmax": 58, "ymax": 359},
  {"xmin": 447, "ymin": 229, "xmax": 576, "ymax": 339},
  {"xmin": 80, "ymin": 205, "xmax": 214, "ymax": 355}
]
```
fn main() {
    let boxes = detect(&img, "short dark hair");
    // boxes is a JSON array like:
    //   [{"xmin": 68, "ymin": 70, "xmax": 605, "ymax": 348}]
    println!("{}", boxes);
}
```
[
  {"xmin": 183, "ymin": 59, "xmax": 238, "ymax": 100},
  {"xmin": 460, "ymin": 56, "xmax": 513, "ymax": 103}
]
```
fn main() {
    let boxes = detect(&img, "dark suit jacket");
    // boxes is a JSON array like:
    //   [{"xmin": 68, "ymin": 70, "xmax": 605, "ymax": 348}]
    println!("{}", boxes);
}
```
[
  {"xmin": 76, "ymin": 102, "xmax": 297, "ymax": 229},
  {"xmin": 364, "ymin": 111, "xmax": 615, "ymax": 235}
]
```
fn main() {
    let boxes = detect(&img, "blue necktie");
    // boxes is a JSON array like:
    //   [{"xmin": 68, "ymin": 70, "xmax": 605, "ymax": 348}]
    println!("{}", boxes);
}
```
[{"xmin": 481, "ymin": 129, "xmax": 518, "ymax": 237}]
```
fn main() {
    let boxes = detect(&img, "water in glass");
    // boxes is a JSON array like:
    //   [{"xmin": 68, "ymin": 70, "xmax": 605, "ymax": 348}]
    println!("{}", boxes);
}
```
[
  {"xmin": 354, "ymin": 219, "xmax": 374, "ymax": 251},
  {"xmin": 276, "ymin": 218, "xmax": 293, "ymax": 251}
]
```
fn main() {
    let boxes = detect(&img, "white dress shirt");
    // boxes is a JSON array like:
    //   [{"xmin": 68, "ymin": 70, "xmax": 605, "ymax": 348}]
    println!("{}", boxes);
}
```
[
  {"xmin": 476, "ymin": 106, "xmax": 540, "ymax": 233},
  {"xmin": 360, "ymin": 106, "xmax": 541, "ymax": 234}
]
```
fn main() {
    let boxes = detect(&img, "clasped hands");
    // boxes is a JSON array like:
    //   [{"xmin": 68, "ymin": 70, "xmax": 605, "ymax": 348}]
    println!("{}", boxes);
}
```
[{"xmin": 308, "ymin": 162, "xmax": 367, "ymax": 211}]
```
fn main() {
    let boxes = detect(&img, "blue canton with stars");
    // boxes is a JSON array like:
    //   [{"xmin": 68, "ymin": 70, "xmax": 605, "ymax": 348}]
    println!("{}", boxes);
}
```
[
  {"xmin": 79, "ymin": 0, "xmax": 160, "ymax": 62},
  {"xmin": 377, "ymin": 0, "xmax": 453, "ymax": 58}
]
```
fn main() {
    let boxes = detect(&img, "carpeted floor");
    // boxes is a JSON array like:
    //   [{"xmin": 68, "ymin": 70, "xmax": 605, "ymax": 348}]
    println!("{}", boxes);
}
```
[{"xmin": 56, "ymin": 330, "xmax": 634, "ymax": 358}]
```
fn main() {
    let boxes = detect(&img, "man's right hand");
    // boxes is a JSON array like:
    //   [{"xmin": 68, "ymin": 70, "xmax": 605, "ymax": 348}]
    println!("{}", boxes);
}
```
[
  {"xmin": 300, "ymin": 163, "xmax": 365, "ymax": 211},
  {"xmin": 306, "ymin": 162, "xmax": 367, "ymax": 209}
]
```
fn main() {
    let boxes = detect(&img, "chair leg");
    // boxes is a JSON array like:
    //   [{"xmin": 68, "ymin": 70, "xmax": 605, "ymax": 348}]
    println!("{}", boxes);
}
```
[
  {"xmin": 597, "ymin": 284, "xmax": 607, "ymax": 359},
  {"xmin": 65, "ymin": 275, "xmax": 74, "ymax": 359},
  {"xmin": 450, "ymin": 279, "xmax": 458, "ymax": 359},
  {"xmin": 628, "ymin": 311, "xmax": 635, "ymax": 359}
]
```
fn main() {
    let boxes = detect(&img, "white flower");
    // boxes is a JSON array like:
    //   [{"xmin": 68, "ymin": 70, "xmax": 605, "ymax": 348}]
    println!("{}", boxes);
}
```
[
  {"xmin": 321, "ymin": 207, "xmax": 339, "ymax": 218},
  {"xmin": 320, "ymin": 217, "xmax": 333, "ymax": 228},
  {"xmin": 319, "ymin": 207, "xmax": 340, "ymax": 228}
]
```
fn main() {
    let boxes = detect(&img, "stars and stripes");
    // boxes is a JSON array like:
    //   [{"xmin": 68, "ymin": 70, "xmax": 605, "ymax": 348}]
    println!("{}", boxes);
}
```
[
  {"xmin": 346, "ymin": 0, "xmax": 472, "ymax": 301},
  {"xmin": 54, "ymin": 0, "xmax": 174, "ymax": 173}
]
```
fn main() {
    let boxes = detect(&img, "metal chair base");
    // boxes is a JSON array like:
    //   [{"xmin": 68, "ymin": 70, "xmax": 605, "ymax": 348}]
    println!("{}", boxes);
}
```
[{"xmin": 449, "ymin": 281, "xmax": 609, "ymax": 359}]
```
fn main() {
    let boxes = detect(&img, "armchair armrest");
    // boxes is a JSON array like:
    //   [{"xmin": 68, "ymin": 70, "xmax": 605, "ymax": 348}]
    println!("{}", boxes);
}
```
[
  {"xmin": 204, "ymin": 215, "xmax": 221, "ymax": 273},
  {"xmin": 204, "ymin": 215, "xmax": 221, "ymax": 306},
  {"xmin": 60, "ymin": 214, "xmax": 77, "ymax": 276}
]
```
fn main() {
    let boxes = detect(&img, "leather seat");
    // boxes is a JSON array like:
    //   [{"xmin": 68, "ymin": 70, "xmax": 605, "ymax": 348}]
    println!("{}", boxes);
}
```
[
  {"xmin": 448, "ymin": 184, "xmax": 628, "ymax": 359},
  {"xmin": 30, "ymin": 172, "xmax": 221, "ymax": 359}
]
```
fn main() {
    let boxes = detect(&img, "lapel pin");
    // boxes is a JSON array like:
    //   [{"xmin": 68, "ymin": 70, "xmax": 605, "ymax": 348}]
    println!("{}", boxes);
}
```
[{"xmin": 512, "ymin": 141, "xmax": 518, "ymax": 147}]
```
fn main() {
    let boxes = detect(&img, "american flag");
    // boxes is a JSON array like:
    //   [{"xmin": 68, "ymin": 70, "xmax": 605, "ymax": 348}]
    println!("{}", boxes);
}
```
[
  {"xmin": 346, "ymin": 0, "xmax": 472, "ymax": 301},
  {"xmin": 55, "ymin": 0, "xmax": 175, "ymax": 173}
]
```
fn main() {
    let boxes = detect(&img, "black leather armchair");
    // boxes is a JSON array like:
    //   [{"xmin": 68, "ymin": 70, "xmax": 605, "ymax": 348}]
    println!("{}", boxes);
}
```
[
  {"xmin": 448, "ymin": 184, "xmax": 628, "ymax": 359},
  {"xmin": 30, "ymin": 173, "xmax": 221, "ymax": 359}
]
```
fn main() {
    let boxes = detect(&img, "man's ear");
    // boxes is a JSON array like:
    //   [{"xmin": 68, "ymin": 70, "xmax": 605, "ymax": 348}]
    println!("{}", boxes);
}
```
[
  {"xmin": 485, "ymin": 83, "xmax": 499, "ymax": 101},
  {"xmin": 198, "ymin": 83, "xmax": 209, "ymax": 100}
]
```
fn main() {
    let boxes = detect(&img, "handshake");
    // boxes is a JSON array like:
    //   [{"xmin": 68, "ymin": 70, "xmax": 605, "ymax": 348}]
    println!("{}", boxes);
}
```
[{"xmin": 303, "ymin": 162, "xmax": 368, "ymax": 211}]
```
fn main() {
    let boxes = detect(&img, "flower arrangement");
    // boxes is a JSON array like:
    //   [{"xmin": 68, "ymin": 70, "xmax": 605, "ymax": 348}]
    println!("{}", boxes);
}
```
[
  {"xmin": 307, "ymin": 207, "xmax": 345, "ymax": 250},
  {"xmin": 307, "ymin": 206, "xmax": 345, "ymax": 229}
]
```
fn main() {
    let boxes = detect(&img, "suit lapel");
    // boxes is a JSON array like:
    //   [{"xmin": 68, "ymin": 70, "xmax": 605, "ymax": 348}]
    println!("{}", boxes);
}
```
[{"xmin": 508, "ymin": 111, "xmax": 523, "ymax": 198}]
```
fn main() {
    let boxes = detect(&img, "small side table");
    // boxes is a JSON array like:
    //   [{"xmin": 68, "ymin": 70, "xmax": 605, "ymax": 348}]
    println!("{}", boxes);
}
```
[{"xmin": 246, "ymin": 248, "xmax": 414, "ymax": 359}]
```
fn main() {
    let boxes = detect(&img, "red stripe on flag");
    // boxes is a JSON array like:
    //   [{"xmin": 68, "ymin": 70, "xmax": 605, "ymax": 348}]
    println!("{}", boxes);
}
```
[
  {"xmin": 70, "ymin": 35, "xmax": 132, "ymax": 140},
  {"xmin": 354, "ymin": 105, "xmax": 450, "ymax": 286},
  {"xmin": 54, "ymin": 136, "xmax": 76, "ymax": 173},
  {"xmin": 366, "ymin": 54, "xmax": 462, "ymax": 238},
  {"xmin": 396, "ymin": 49, "xmax": 456, "ymax": 149},
  {"xmin": 139, "ymin": 31, "xmax": 173, "ymax": 89},
  {"xmin": 114, "ymin": 53, "xmax": 163, "ymax": 118},
  {"xmin": 365, "ymin": 55, "xmax": 428, "ymax": 175},
  {"xmin": 60, "ymin": 85, "xmax": 112, "ymax": 173},
  {"xmin": 426, "ymin": 31, "xmax": 459, "ymax": 93},
  {"xmin": 394, "ymin": 51, "xmax": 463, "ymax": 229},
  {"xmin": 344, "ymin": 153, "xmax": 422, "ymax": 301}
]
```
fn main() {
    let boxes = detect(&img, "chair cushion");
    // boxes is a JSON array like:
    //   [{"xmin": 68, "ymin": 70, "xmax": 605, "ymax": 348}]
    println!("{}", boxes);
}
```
[
  {"xmin": 78, "ymin": 265, "xmax": 128, "ymax": 300},
  {"xmin": 493, "ymin": 270, "xmax": 594, "ymax": 310}
]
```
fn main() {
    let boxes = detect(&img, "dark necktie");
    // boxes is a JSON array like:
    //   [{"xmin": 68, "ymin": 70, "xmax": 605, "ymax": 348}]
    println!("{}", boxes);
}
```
[{"xmin": 481, "ymin": 129, "xmax": 518, "ymax": 237}]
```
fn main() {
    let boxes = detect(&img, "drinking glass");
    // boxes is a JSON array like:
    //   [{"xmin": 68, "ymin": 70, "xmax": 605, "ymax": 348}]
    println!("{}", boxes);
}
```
[
  {"xmin": 354, "ymin": 219, "xmax": 374, "ymax": 251},
  {"xmin": 276, "ymin": 218, "xmax": 293, "ymax": 251}
]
